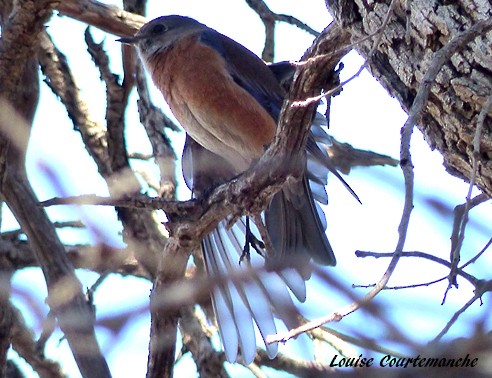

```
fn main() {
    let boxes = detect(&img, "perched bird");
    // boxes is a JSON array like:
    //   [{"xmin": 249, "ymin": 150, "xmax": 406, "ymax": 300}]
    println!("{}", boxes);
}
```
[{"xmin": 119, "ymin": 15, "xmax": 357, "ymax": 364}]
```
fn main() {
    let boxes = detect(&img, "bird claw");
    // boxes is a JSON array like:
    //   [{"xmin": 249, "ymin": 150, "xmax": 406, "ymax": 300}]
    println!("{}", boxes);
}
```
[{"xmin": 239, "ymin": 216, "xmax": 265, "ymax": 265}]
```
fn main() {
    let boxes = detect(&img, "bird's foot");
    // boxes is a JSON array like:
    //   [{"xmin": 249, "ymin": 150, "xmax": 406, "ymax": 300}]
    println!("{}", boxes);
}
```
[{"xmin": 239, "ymin": 216, "xmax": 265, "ymax": 265}]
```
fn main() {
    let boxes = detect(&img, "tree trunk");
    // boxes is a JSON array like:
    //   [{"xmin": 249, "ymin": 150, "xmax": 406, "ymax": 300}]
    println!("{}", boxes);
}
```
[{"xmin": 326, "ymin": 0, "xmax": 492, "ymax": 196}]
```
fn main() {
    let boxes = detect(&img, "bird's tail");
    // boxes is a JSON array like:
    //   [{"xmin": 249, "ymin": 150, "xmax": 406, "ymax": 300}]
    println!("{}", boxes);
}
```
[
  {"xmin": 265, "ymin": 174, "xmax": 335, "ymax": 269},
  {"xmin": 186, "ymin": 117, "xmax": 358, "ymax": 365},
  {"xmin": 201, "ymin": 218, "xmax": 306, "ymax": 364},
  {"xmin": 264, "ymin": 115, "xmax": 357, "ymax": 269},
  {"xmin": 183, "ymin": 135, "xmax": 305, "ymax": 364}
]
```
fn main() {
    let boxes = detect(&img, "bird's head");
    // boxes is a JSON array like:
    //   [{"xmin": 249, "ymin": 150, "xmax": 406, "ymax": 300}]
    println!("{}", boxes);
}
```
[{"xmin": 117, "ymin": 15, "xmax": 207, "ymax": 58}]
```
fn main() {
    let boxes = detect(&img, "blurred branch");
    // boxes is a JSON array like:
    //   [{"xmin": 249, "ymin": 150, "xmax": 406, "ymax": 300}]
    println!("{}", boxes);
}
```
[
  {"xmin": 40, "ymin": 194, "xmax": 196, "ymax": 217},
  {"xmin": 0, "ymin": 267, "xmax": 13, "ymax": 376},
  {"xmin": 68, "ymin": 244, "xmax": 151, "ymax": 278},
  {"xmin": 35, "ymin": 310, "xmax": 57, "ymax": 360},
  {"xmin": 309, "ymin": 326, "xmax": 358, "ymax": 358},
  {"xmin": 135, "ymin": 63, "xmax": 178, "ymax": 199},
  {"xmin": 10, "ymin": 305, "xmax": 65, "ymax": 378},
  {"xmin": 311, "ymin": 326, "xmax": 407, "ymax": 359},
  {"xmin": 243, "ymin": 363, "xmax": 267, "ymax": 378},
  {"xmin": 179, "ymin": 306, "xmax": 228, "ymax": 378},
  {"xmin": 128, "ymin": 152, "xmax": 154, "ymax": 160},
  {"xmin": 327, "ymin": 139, "xmax": 398, "ymax": 174},
  {"xmin": 0, "ymin": 238, "xmax": 150, "ymax": 280},
  {"xmin": 135, "ymin": 169, "xmax": 161, "ymax": 193},
  {"xmin": 461, "ymin": 237, "xmax": 492, "ymax": 270},
  {"xmin": 255, "ymin": 349, "xmax": 334, "ymax": 376},
  {"xmin": 1, "ymin": 220, "xmax": 85, "ymax": 240},
  {"xmin": 147, "ymin": 240, "xmax": 190, "ymax": 378}
]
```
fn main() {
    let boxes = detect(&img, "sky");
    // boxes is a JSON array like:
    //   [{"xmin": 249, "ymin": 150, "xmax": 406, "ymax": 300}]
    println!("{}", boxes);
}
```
[{"xmin": 5, "ymin": 1, "xmax": 492, "ymax": 377}]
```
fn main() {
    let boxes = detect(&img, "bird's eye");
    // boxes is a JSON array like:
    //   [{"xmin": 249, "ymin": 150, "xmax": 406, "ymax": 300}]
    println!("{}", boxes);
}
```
[{"xmin": 151, "ymin": 24, "xmax": 167, "ymax": 35}]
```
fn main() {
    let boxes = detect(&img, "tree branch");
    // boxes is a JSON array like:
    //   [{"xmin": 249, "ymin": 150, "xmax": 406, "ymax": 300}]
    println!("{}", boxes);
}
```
[
  {"xmin": 0, "ymin": 1, "xmax": 111, "ymax": 375},
  {"xmin": 56, "ymin": 0, "xmax": 145, "ymax": 37},
  {"xmin": 245, "ymin": 0, "xmax": 320, "ymax": 61}
]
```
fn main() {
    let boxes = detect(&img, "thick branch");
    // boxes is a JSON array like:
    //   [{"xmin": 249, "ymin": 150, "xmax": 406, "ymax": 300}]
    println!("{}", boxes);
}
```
[
  {"xmin": 0, "ymin": 0, "xmax": 54, "ymax": 105},
  {"xmin": 56, "ymin": 0, "xmax": 145, "ymax": 37}
]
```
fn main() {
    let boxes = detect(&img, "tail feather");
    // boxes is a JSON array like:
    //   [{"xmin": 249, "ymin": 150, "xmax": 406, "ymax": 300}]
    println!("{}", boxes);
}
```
[
  {"xmin": 307, "ymin": 127, "xmax": 361, "ymax": 204},
  {"xmin": 202, "ymin": 236, "xmax": 241, "ymax": 362},
  {"xmin": 309, "ymin": 180, "xmax": 329, "ymax": 205},
  {"xmin": 233, "ymin": 218, "xmax": 308, "ymax": 301},
  {"xmin": 265, "ymin": 176, "xmax": 336, "ymax": 267},
  {"xmin": 215, "ymin": 223, "xmax": 290, "ymax": 359},
  {"xmin": 202, "ymin": 220, "xmax": 304, "ymax": 363}
]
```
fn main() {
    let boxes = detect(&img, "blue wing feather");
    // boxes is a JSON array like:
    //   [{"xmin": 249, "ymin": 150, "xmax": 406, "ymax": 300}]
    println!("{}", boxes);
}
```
[{"xmin": 199, "ymin": 29, "xmax": 284, "ymax": 121}]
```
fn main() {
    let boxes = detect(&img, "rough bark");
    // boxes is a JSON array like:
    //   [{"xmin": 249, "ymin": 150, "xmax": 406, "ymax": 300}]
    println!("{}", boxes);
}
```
[{"xmin": 326, "ymin": 0, "xmax": 492, "ymax": 196}]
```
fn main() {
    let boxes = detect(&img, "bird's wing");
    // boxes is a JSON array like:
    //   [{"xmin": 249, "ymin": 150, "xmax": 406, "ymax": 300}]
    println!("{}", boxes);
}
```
[{"xmin": 199, "ymin": 29, "xmax": 285, "ymax": 121}]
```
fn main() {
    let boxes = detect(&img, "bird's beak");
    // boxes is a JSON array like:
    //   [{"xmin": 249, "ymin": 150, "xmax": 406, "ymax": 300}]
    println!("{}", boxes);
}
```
[{"xmin": 116, "ymin": 36, "xmax": 138, "ymax": 44}]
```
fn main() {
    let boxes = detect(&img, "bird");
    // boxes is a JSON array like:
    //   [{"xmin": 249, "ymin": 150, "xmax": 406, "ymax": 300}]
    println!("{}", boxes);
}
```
[{"xmin": 118, "ymin": 15, "xmax": 357, "ymax": 364}]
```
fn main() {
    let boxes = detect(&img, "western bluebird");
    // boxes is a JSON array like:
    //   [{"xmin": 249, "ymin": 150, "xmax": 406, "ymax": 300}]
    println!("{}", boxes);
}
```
[{"xmin": 119, "ymin": 15, "xmax": 357, "ymax": 364}]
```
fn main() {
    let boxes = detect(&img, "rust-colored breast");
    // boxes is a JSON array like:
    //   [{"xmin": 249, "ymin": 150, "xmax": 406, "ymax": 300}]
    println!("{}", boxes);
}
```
[{"xmin": 144, "ymin": 34, "xmax": 276, "ymax": 173}]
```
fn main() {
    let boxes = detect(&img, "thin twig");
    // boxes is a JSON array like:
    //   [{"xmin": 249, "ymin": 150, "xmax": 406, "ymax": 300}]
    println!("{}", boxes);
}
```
[
  {"xmin": 446, "ymin": 94, "xmax": 492, "ymax": 294},
  {"xmin": 431, "ymin": 289, "xmax": 485, "ymax": 344},
  {"xmin": 460, "ymin": 237, "xmax": 492, "ymax": 270},
  {"xmin": 355, "ymin": 250, "xmax": 478, "ymax": 286},
  {"xmin": 1, "ymin": 221, "xmax": 85, "ymax": 240}
]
